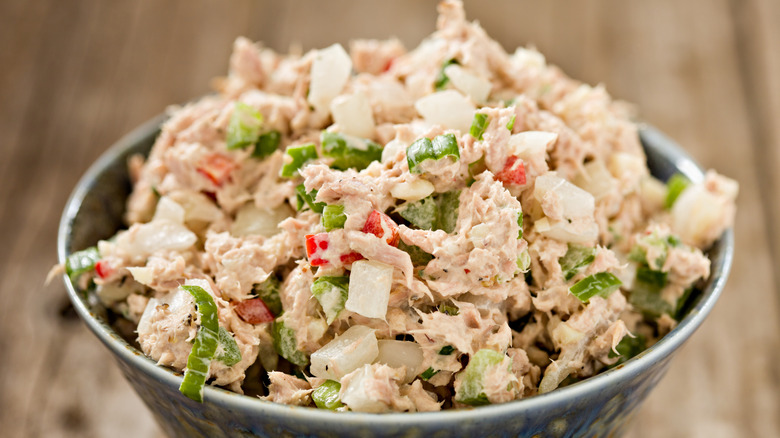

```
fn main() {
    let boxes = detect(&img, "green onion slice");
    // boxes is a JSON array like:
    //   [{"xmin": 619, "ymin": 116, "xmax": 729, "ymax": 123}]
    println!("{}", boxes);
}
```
[
  {"xmin": 559, "ymin": 244, "xmax": 597, "ymax": 281},
  {"xmin": 506, "ymin": 114, "xmax": 516, "ymax": 132},
  {"xmin": 65, "ymin": 246, "xmax": 100, "ymax": 282},
  {"xmin": 664, "ymin": 174, "xmax": 691, "ymax": 209},
  {"xmin": 434, "ymin": 58, "xmax": 459, "ymax": 90},
  {"xmin": 455, "ymin": 349, "xmax": 506, "ymax": 406},
  {"xmin": 310, "ymin": 276, "xmax": 349, "ymax": 324},
  {"xmin": 420, "ymin": 367, "xmax": 438, "ymax": 381},
  {"xmin": 406, "ymin": 134, "xmax": 460, "ymax": 174},
  {"xmin": 216, "ymin": 327, "xmax": 242, "ymax": 367},
  {"xmin": 312, "ymin": 380, "xmax": 344, "ymax": 410},
  {"xmin": 280, "ymin": 143, "xmax": 318, "ymax": 178},
  {"xmin": 179, "ymin": 285, "xmax": 220, "ymax": 403},
  {"xmin": 252, "ymin": 130, "xmax": 281, "ymax": 159},
  {"xmin": 438, "ymin": 345, "xmax": 455, "ymax": 355},
  {"xmin": 469, "ymin": 113, "xmax": 489, "ymax": 140},
  {"xmin": 321, "ymin": 131, "xmax": 382, "ymax": 171},
  {"xmin": 569, "ymin": 272, "xmax": 622, "ymax": 303},
  {"xmin": 321, "ymin": 204, "xmax": 347, "ymax": 231},
  {"xmin": 272, "ymin": 320, "xmax": 309, "ymax": 366},
  {"xmin": 295, "ymin": 184, "xmax": 325, "ymax": 214},
  {"xmin": 227, "ymin": 102, "xmax": 263, "ymax": 150}
]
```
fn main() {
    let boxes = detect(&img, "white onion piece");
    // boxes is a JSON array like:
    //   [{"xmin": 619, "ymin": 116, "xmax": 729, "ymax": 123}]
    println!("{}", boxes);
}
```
[
  {"xmin": 346, "ymin": 260, "xmax": 394, "ymax": 320},
  {"xmin": 168, "ymin": 190, "xmax": 222, "ymax": 223},
  {"xmin": 509, "ymin": 131, "xmax": 557, "ymax": 156},
  {"xmin": 608, "ymin": 152, "xmax": 647, "ymax": 193},
  {"xmin": 231, "ymin": 203, "xmax": 293, "ymax": 238},
  {"xmin": 671, "ymin": 176, "xmax": 737, "ymax": 249},
  {"xmin": 127, "ymin": 267, "xmax": 155, "ymax": 286},
  {"xmin": 330, "ymin": 93, "xmax": 376, "ymax": 138},
  {"xmin": 340, "ymin": 364, "xmax": 392, "ymax": 413},
  {"xmin": 117, "ymin": 220, "xmax": 197, "ymax": 258},
  {"xmin": 573, "ymin": 160, "xmax": 615, "ymax": 200},
  {"xmin": 414, "ymin": 90, "xmax": 475, "ymax": 132},
  {"xmin": 137, "ymin": 288, "xmax": 194, "ymax": 340},
  {"xmin": 511, "ymin": 47, "xmax": 547, "ymax": 69},
  {"xmin": 443, "ymin": 64, "xmax": 491, "ymax": 103},
  {"xmin": 381, "ymin": 139, "xmax": 406, "ymax": 164},
  {"xmin": 375, "ymin": 340, "xmax": 424, "ymax": 383},
  {"xmin": 310, "ymin": 325, "xmax": 378, "ymax": 380},
  {"xmin": 308, "ymin": 43, "xmax": 352, "ymax": 112},
  {"xmin": 152, "ymin": 196, "xmax": 185, "ymax": 223},
  {"xmin": 533, "ymin": 217, "xmax": 598, "ymax": 245},
  {"xmin": 390, "ymin": 179, "xmax": 435, "ymax": 201},
  {"xmin": 639, "ymin": 176, "xmax": 667, "ymax": 212},
  {"xmin": 534, "ymin": 173, "xmax": 595, "ymax": 220},
  {"xmin": 97, "ymin": 280, "xmax": 143, "ymax": 305}
]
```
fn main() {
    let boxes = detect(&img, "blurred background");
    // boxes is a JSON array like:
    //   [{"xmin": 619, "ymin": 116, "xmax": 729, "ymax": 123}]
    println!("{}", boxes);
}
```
[{"xmin": 1, "ymin": 0, "xmax": 778, "ymax": 436}]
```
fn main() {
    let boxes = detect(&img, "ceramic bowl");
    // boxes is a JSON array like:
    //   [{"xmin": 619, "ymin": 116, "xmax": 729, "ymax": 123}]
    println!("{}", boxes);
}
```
[{"xmin": 58, "ymin": 115, "xmax": 733, "ymax": 438}]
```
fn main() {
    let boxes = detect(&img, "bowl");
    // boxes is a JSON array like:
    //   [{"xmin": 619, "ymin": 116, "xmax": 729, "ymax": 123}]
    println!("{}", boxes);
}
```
[{"xmin": 58, "ymin": 115, "xmax": 733, "ymax": 438}]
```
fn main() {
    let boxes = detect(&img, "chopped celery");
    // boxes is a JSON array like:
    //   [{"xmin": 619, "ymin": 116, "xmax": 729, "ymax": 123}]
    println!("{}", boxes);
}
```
[
  {"xmin": 398, "ymin": 241, "xmax": 434, "ymax": 267},
  {"xmin": 179, "ymin": 285, "xmax": 220, "ymax": 402},
  {"xmin": 569, "ymin": 272, "xmax": 622, "ymax": 303},
  {"xmin": 312, "ymin": 380, "xmax": 343, "ymax": 410},
  {"xmin": 272, "ymin": 320, "xmax": 309, "ymax": 366},
  {"xmin": 216, "ymin": 327, "xmax": 242, "ymax": 367},
  {"xmin": 438, "ymin": 303, "xmax": 459, "ymax": 316},
  {"xmin": 295, "ymin": 184, "xmax": 325, "ymax": 213},
  {"xmin": 628, "ymin": 232, "xmax": 681, "ymax": 270},
  {"xmin": 434, "ymin": 58, "xmax": 459, "ymax": 90},
  {"xmin": 455, "ymin": 349, "xmax": 506, "ymax": 406},
  {"xmin": 469, "ymin": 113, "xmax": 489, "ymax": 140},
  {"xmin": 252, "ymin": 276, "xmax": 282, "ymax": 316},
  {"xmin": 321, "ymin": 131, "xmax": 382, "ymax": 171},
  {"xmin": 321, "ymin": 204, "xmax": 347, "ymax": 231},
  {"xmin": 65, "ymin": 246, "xmax": 100, "ymax": 282},
  {"xmin": 252, "ymin": 130, "xmax": 281, "ymax": 159},
  {"xmin": 438, "ymin": 345, "xmax": 455, "ymax": 355},
  {"xmin": 406, "ymin": 134, "xmax": 460, "ymax": 174},
  {"xmin": 559, "ymin": 244, "xmax": 597, "ymax": 281},
  {"xmin": 516, "ymin": 250, "xmax": 531, "ymax": 272},
  {"xmin": 280, "ymin": 143, "xmax": 318, "ymax": 178},
  {"xmin": 311, "ymin": 276, "xmax": 349, "ymax": 324},
  {"xmin": 227, "ymin": 102, "xmax": 263, "ymax": 150},
  {"xmin": 629, "ymin": 266, "xmax": 671, "ymax": 317},
  {"xmin": 517, "ymin": 211, "xmax": 524, "ymax": 239},
  {"xmin": 608, "ymin": 334, "xmax": 646, "ymax": 368},
  {"xmin": 506, "ymin": 114, "xmax": 516, "ymax": 131},
  {"xmin": 664, "ymin": 174, "xmax": 691, "ymax": 209},
  {"xmin": 420, "ymin": 367, "xmax": 438, "ymax": 381}
]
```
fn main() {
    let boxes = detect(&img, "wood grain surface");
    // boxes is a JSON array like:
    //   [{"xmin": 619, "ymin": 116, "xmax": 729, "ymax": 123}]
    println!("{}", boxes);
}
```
[{"xmin": 1, "ymin": 1, "xmax": 777, "ymax": 436}]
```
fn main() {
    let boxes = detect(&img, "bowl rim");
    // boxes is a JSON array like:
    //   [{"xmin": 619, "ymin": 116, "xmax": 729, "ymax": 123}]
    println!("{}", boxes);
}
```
[{"xmin": 58, "ymin": 115, "xmax": 734, "ymax": 424}]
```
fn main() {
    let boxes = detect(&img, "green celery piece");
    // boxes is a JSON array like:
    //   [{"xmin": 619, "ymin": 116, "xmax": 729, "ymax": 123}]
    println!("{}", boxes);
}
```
[
  {"xmin": 321, "ymin": 204, "xmax": 347, "ymax": 231},
  {"xmin": 438, "ymin": 345, "xmax": 455, "ymax": 355},
  {"xmin": 216, "ymin": 327, "xmax": 242, "ymax": 367},
  {"xmin": 295, "ymin": 184, "xmax": 325, "ymax": 213},
  {"xmin": 406, "ymin": 134, "xmax": 460, "ymax": 174},
  {"xmin": 398, "ymin": 241, "xmax": 434, "ymax": 267},
  {"xmin": 469, "ymin": 113, "xmax": 489, "ymax": 140},
  {"xmin": 312, "ymin": 380, "xmax": 343, "ymax": 410},
  {"xmin": 252, "ymin": 130, "xmax": 281, "ymax": 159},
  {"xmin": 506, "ymin": 114, "xmax": 516, "ymax": 132},
  {"xmin": 253, "ymin": 276, "xmax": 282, "ymax": 316},
  {"xmin": 310, "ymin": 276, "xmax": 349, "ymax": 324},
  {"xmin": 420, "ymin": 367, "xmax": 438, "ymax": 381},
  {"xmin": 608, "ymin": 334, "xmax": 647, "ymax": 368},
  {"xmin": 434, "ymin": 190, "xmax": 460, "ymax": 234},
  {"xmin": 629, "ymin": 266, "xmax": 671, "ymax": 317},
  {"xmin": 434, "ymin": 58, "xmax": 459, "ymax": 90},
  {"xmin": 227, "ymin": 102, "xmax": 263, "ymax": 150},
  {"xmin": 438, "ymin": 303, "xmax": 459, "ymax": 316},
  {"xmin": 65, "ymin": 246, "xmax": 100, "ymax": 282},
  {"xmin": 179, "ymin": 285, "xmax": 220, "ymax": 402},
  {"xmin": 516, "ymin": 250, "xmax": 531, "ymax": 272},
  {"xmin": 628, "ymin": 233, "xmax": 681, "ymax": 270},
  {"xmin": 398, "ymin": 196, "xmax": 438, "ymax": 230},
  {"xmin": 321, "ymin": 131, "xmax": 382, "ymax": 171},
  {"xmin": 280, "ymin": 143, "xmax": 318, "ymax": 178},
  {"xmin": 569, "ymin": 272, "xmax": 622, "ymax": 303},
  {"xmin": 559, "ymin": 244, "xmax": 597, "ymax": 281},
  {"xmin": 272, "ymin": 320, "xmax": 309, "ymax": 366},
  {"xmin": 455, "ymin": 349, "xmax": 506, "ymax": 406},
  {"xmin": 664, "ymin": 174, "xmax": 691, "ymax": 209},
  {"xmin": 517, "ymin": 211, "xmax": 524, "ymax": 240}
]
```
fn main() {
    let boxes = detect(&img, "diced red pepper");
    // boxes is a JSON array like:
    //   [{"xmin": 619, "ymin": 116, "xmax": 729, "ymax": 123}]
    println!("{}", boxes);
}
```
[
  {"xmin": 95, "ymin": 260, "xmax": 113, "ymax": 279},
  {"xmin": 305, "ymin": 233, "xmax": 330, "ymax": 266},
  {"xmin": 362, "ymin": 210, "xmax": 400, "ymax": 247},
  {"xmin": 340, "ymin": 252, "xmax": 365, "ymax": 264},
  {"xmin": 197, "ymin": 153, "xmax": 236, "ymax": 187},
  {"xmin": 495, "ymin": 155, "xmax": 527, "ymax": 186},
  {"xmin": 234, "ymin": 298, "xmax": 275, "ymax": 324}
]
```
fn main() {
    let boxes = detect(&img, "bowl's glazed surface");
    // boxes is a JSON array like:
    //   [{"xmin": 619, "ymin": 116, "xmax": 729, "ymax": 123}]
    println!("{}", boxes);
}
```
[{"xmin": 58, "ymin": 116, "xmax": 733, "ymax": 438}]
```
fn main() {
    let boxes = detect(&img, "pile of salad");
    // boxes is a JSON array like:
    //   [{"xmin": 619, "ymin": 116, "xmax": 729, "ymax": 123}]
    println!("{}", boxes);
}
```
[{"xmin": 63, "ymin": 0, "xmax": 737, "ymax": 410}]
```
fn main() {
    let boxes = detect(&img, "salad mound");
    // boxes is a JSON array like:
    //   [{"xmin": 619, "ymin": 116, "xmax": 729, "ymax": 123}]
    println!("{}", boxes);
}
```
[{"xmin": 64, "ymin": 0, "xmax": 737, "ymax": 411}]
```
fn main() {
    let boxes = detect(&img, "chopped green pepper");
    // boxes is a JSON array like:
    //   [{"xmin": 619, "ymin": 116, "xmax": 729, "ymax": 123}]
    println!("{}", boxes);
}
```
[
  {"xmin": 252, "ymin": 130, "xmax": 281, "ymax": 159},
  {"xmin": 227, "ymin": 102, "xmax": 263, "ymax": 150},
  {"xmin": 435, "ymin": 190, "xmax": 460, "ymax": 233},
  {"xmin": 295, "ymin": 184, "xmax": 325, "ymax": 213},
  {"xmin": 321, "ymin": 131, "xmax": 382, "ymax": 171},
  {"xmin": 469, "ymin": 113, "xmax": 489, "ymax": 140},
  {"xmin": 559, "ymin": 244, "xmax": 597, "ymax": 281},
  {"xmin": 629, "ymin": 266, "xmax": 671, "ymax": 317},
  {"xmin": 216, "ymin": 327, "xmax": 242, "ymax": 367},
  {"xmin": 398, "ymin": 190, "xmax": 460, "ymax": 234},
  {"xmin": 455, "ymin": 349, "xmax": 507, "ymax": 406},
  {"xmin": 321, "ymin": 204, "xmax": 347, "ymax": 231},
  {"xmin": 280, "ymin": 143, "xmax": 318, "ymax": 178},
  {"xmin": 252, "ymin": 276, "xmax": 282, "ymax": 316},
  {"xmin": 312, "ymin": 380, "xmax": 343, "ymax": 410},
  {"xmin": 434, "ymin": 58, "xmax": 459, "ymax": 90},
  {"xmin": 406, "ymin": 134, "xmax": 460, "ymax": 174},
  {"xmin": 569, "ymin": 272, "xmax": 622, "ymax": 303},
  {"xmin": 272, "ymin": 320, "xmax": 309, "ymax": 366},
  {"xmin": 664, "ymin": 174, "xmax": 691, "ymax": 209},
  {"xmin": 65, "ymin": 246, "xmax": 100, "ymax": 283},
  {"xmin": 398, "ymin": 241, "xmax": 434, "ymax": 267},
  {"xmin": 310, "ymin": 276, "xmax": 349, "ymax": 324},
  {"xmin": 420, "ymin": 367, "xmax": 438, "ymax": 381},
  {"xmin": 608, "ymin": 334, "xmax": 646, "ymax": 368},
  {"xmin": 438, "ymin": 345, "xmax": 455, "ymax": 355},
  {"xmin": 179, "ymin": 285, "xmax": 220, "ymax": 402},
  {"xmin": 506, "ymin": 114, "xmax": 516, "ymax": 132}
]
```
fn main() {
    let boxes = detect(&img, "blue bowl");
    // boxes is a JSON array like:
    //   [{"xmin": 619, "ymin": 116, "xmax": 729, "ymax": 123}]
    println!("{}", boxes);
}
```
[{"xmin": 58, "ymin": 115, "xmax": 733, "ymax": 438}]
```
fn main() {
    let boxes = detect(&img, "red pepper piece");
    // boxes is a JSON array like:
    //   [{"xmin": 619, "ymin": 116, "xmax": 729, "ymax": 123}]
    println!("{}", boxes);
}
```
[
  {"xmin": 197, "ymin": 153, "xmax": 236, "ymax": 187},
  {"xmin": 305, "ymin": 233, "xmax": 330, "ymax": 266},
  {"xmin": 95, "ymin": 260, "xmax": 113, "ymax": 279},
  {"xmin": 340, "ymin": 252, "xmax": 365, "ymax": 265},
  {"xmin": 495, "ymin": 155, "xmax": 527, "ymax": 186},
  {"xmin": 234, "ymin": 298, "xmax": 275, "ymax": 324},
  {"xmin": 362, "ymin": 210, "xmax": 400, "ymax": 247}
]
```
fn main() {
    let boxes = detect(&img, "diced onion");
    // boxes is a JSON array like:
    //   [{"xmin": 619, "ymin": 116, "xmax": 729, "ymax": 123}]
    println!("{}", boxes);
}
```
[
  {"xmin": 340, "ymin": 364, "xmax": 392, "ymax": 413},
  {"xmin": 127, "ymin": 267, "xmax": 155, "ymax": 286},
  {"xmin": 308, "ymin": 43, "xmax": 352, "ymax": 112},
  {"xmin": 511, "ymin": 47, "xmax": 547, "ymax": 69},
  {"xmin": 534, "ymin": 173, "xmax": 595, "ymax": 220},
  {"xmin": 231, "ymin": 203, "xmax": 293, "ymax": 238},
  {"xmin": 573, "ymin": 160, "xmax": 615, "ymax": 200},
  {"xmin": 330, "ymin": 93, "xmax": 376, "ymax": 138},
  {"xmin": 345, "ymin": 260, "xmax": 394, "ymax": 320},
  {"xmin": 117, "ymin": 220, "xmax": 197, "ymax": 258},
  {"xmin": 639, "ymin": 176, "xmax": 667, "ymax": 212},
  {"xmin": 168, "ymin": 190, "xmax": 222, "ymax": 223},
  {"xmin": 374, "ymin": 340, "xmax": 424, "ymax": 384},
  {"xmin": 551, "ymin": 321, "xmax": 585, "ymax": 347},
  {"xmin": 310, "ymin": 325, "xmax": 379, "ymax": 380},
  {"xmin": 608, "ymin": 152, "xmax": 647, "ymax": 193},
  {"xmin": 414, "ymin": 90, "xmax": 475, "ymax": 132},
  {"xmin": 390, "ymin": 179, "xmax": 435, "ymax": 201},
  {"xmin": 443, "ymin": 64, "xmax": 491, "ymax": 103},
  {"xmin": 152, "ymin": 196, "xmax": 186, "ymax": 223}
]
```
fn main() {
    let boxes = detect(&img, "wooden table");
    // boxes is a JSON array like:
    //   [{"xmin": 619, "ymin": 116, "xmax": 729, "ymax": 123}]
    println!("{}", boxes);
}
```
[{"xmin": 1, "ymin": 1, "xmax": 778, "ymax": 436}]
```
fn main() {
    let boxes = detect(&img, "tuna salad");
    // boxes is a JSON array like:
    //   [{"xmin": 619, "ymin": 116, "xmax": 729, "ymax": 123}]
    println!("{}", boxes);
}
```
[{"xmin": 63, "ymin": 0, "xmax": 737, "ymax": 410}]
